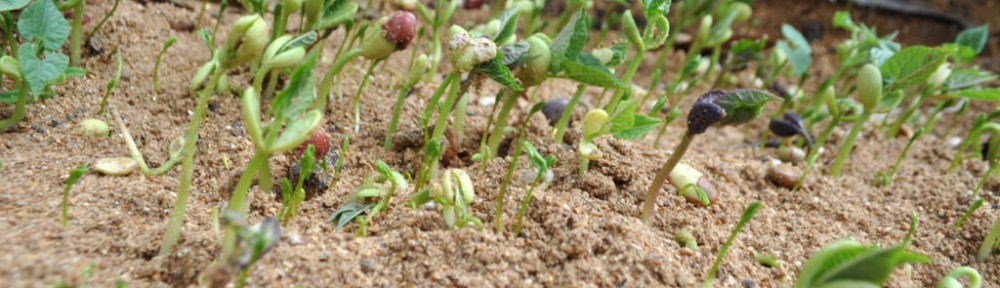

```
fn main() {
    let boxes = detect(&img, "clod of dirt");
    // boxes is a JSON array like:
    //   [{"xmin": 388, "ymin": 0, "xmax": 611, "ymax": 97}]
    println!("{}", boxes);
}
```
[
  {"xmin": 93, "ymin": 157, "xmax": 137, "ymax": 176},
  {"xmin": 767, "ymin": 163, "xmax": 801, "ymax": 189},
  {"xmin": 280, "ymin": 152, "xmax": 337, "ymax": 201},
  {"xmin": 581, "ymin": 171, "xmax": 616, "ymax": 200}
]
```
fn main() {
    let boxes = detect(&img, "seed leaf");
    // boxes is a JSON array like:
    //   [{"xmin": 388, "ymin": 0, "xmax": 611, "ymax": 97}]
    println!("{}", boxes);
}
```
[
  {"xmin": 777, "ymin": 24, "xmax": 812, "ymax": 76},
  {"xmin": 613, "ymin": 114, "xmax": 660, "ymax": 140},
  {"xmin": 880, "ymin": 45, "xmax": 949, "ymax": 91},
  {"xmin": 475, "ymin": 53, "xmax": 523, "ymax": 91},
  {"xmin": 944, "ymin": 68, "xmax": 997, "ymax": 91},
  {"xmin": 955, "ymin": 25, "xmax": 988, "ymax": 55},
  {"xmin": 549, "ymin": 10, "xmax": 588, "ymax": 73},
  {"xmin": 18, "ymin": 43, "xmax": 69, "ymax": 97},
  {"xmin": 716, "ymin": 89, "xmax": 779, "ymax": 126},
  {"xmin": 17, "ymin": 0, "xmax": 70, "ymax": 51},
  {"xmin": 561, "ymin": 57, "xmax": 624, "ymax": 88},
  {"xmin": 278, "ymin": 31, "xmax": 319, "ymax": 55},
  {"xmin": 272, "ymin": 50, "xmax": 320, "ymax": 121},
  {"xmin": 494, "ymin": 7, "xmax": 520, "ymax": 43},
  {"xmin": 329, "ymin": 201, "xmax": 375, "ymax": 229}
]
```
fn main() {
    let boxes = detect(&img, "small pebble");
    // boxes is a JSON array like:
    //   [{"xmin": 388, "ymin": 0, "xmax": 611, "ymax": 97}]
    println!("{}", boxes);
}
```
[
  {"xmin": 776, "ymin": 146, "xmax": 806, "ymax": 163},
  {"xmin": 93, "ymin": 157, "xmax": 137, "ymax": 176},
  {"xmin": 767, "ymin": 164, "xmax": 801, "ymax": 189},
  {"xmin": 360, "ymin": 257, "xmax": 378, "ymax": 273},
  {"xmin": 945, "ymin": 137, "xmax": 962, "ymax": 149},
  {"xmin": 477, "ymin": 97, "xmax": 495, "ymax": 107}
]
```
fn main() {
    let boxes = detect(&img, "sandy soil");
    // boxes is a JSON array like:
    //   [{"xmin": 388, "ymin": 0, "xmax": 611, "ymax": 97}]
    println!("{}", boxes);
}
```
[{"xmin": 1, "ymin": 0, "xmax": 998, "ymax": 287}]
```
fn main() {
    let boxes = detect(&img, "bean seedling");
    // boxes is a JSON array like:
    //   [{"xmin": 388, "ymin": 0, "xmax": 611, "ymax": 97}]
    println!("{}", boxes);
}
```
[
  {"xmin": 936, "ymin": 267, "xmax": 982, "ymax": 288},
  {"xmin": 702, "ymin": 201, "xmax": 761, "ymax": 288},
  {"xmin": 152, "ymin": 37, "xmax": 176, "ymax": 93},
  {"xmin": 512, "ymin": 141, "xmax": 555, "ymax": 235},
  {"xmin": 61, "ymin": 164, "xmax": 88, "ymax": 228}
]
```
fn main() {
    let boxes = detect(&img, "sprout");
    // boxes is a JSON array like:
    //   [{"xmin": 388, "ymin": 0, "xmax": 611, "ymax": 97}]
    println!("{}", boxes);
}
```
[
  {"xmin": 936, "ymin": 267, "xmax": 981, "ymax": 288},
  {"xmin": 829, "ymin": 63, "xmax": 882, "ymax": 176}
]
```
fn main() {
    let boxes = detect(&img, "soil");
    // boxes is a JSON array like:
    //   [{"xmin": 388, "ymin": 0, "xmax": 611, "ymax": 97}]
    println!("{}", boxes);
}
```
[{"xmin": 1, "ymin": 0, "xmax": 999, "ymax": 287}]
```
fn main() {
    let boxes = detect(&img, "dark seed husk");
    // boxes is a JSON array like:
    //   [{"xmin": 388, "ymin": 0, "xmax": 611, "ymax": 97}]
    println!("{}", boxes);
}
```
[
  {"xmin": 687, "ymin": 92, "xmax": 726, "ymax": 135},
  {"xmin": 542, "ymin": 97, "xmax": 571, "ymax": 126}
]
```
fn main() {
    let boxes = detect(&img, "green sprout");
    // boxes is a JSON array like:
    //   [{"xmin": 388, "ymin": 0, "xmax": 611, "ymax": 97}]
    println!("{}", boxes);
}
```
[
  {"xmin": 61, "ymin": 164, "xmax": 88, "ymax": 228},
  {"xmin": 279, "ymin": 145, "xmax": 315, "ymax": 225},
  {"xmin": 152, "ymin": 37, "xmax": 176, "ymax": 93},
  {"xmin": 411, "ymin": 168, "xmax": 482, "ymax": 230},
  {"xmin": 113, "ymin": 111, "xmax": 184, "ymax": 176},
  {"xmin": 97, "ymin": 49, "xmax": 122, "ymax": 115},
  {"xmin": 329, "ymin": 161, "xmax": 407, "ymax": 236},
  {"xmin": 829, "ymin": 63, "xmax": 882, "ymax": 176},
  {"xmin": 83, "ymin": 0, "xmax": 120, "ymax": 46},
  {"xmin": 702, "ymin": 201, "xmax": 761, "ymax": 288},
  {"xmin": 357, "ymin": 161, "xmax": 407, "ymax": 236},
  {"xmin": 642, "ymin": 89, "xmax": 776, "ymax": 222},
  {"xmin": 385, "ymin": 54, "xmax": 430, "ymax": 150},
  {"xmin": 204, "ymin": 213, "xmax": 282, "ymax": 288},
  {"xmin": 512, "ymin": 141, "xmax": 555, "ymax": 235},
  {"xmin": 494, "ymin": 102, "xmax": 545, "ymax": 233},
  {"xmin": 978, "ymin": 218, "xmax": 1000, "ymax": 262},
  {"xmin": 937, "ymin": 267, "xmax": 982, "ymax": 288}
]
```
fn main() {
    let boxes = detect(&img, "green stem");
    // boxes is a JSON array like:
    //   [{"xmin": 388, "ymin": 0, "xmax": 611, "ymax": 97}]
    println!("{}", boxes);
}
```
[
  {"xmin": 316, "ymin": 48, "xmax": 364, "ymax": 110},
  {"xmin": 84, "ymin": 0, "xmax": 120, "ymax": 45},
  {"xmin": 384, "ymin": 86, "xmax": 413, "ymax": 150},
  {"xmin": 605, "ymin": 47, "xmax": 646, "ymax": 113},
  {"xmin": 886, "ymin": 89, "xmax": 929, "ymax": 138},
  {"xmin": 553, "ymin": 84, "xmax": 587, "ymax": 144},
  {"xmin": 236, "ymin": 269, "xmax": 249, "ymax": 288},
  {"xmin": 829, "ymin": 110, "xmax": 872, "ymax": 176},
  {"xmin": 702, "ymin": 201, "xmax": 762, "ymax": 288},
  {"xmin": 973, "ymin": 159, "xmax": 998, "ymax": 199},
  {"xmin": 352, "ymin": 60, "xmax": 380, "ymax": 132},
  {"xmin": 0, "ymin": 80, "xmax": 29, "ymax": 132},
  {"xmin": 252, "ymin": 64, "xmax": 271, "ymax": 93},
  {"xmin": 453, "ymin": 91, "xmax": 471, "ymax": 146},
  {"xmin": 639, "ymin": 47, "xmax": 674, "ymax": 107},
  {"xmin": 794, "ymin": 114, "xmax": 842, "ymax": 190},
  {"xmin": 888, "ymin": 128, "xmax": 924, "ymax": 180},
  {"xmin": 485, "ymin": 89, "xmax": 518, "ymax": 158},
  {"xmin": 153, "ymin": 38, "xmax": 176, "ymax": 93},
  {"xmin": 642, "ymin": 132, "xmax": 694, "ymax": 222},
  {"xmin": 478, "ymin": 88, "xmax": 508, "ymax": 172},
  {"xmin": 158, "ymin": 68, "xmax": 225, "ymax": 256},
  {"xmin": 218, "ymin": 152, "xmax": 268, "ymax": 264},
  {"xmin": 415, "ymin": 73, "xmax": 461, "ymax": 193},
  {"xmin": 495, "ymin": 114, "xmax": 534, "ymax": 233},
  {"xmin": 513, "ymin": 178, "xmax": 542, "ymax": 235},
  {"xmin": 70, "ymin": 0, "xmax": 84, "ymax": 66}
]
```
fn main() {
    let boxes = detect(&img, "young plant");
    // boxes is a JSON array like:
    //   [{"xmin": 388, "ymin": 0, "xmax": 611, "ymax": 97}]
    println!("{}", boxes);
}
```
[
  {"xmin": 67, "ymin": 0, "xmax": 83, "ymax": 66},
  {"xmin": 494, "ymin": 102, "xmax": 544, "ymax": 233},
  {"xmin": 61, "ymin": 164, "xmax": 88, "ymax": 228},
  {"xmin": 702, "ymin": 201, "xmax": 761, "ymax": 288},
  {"xmin": 113, "ymin": 112, "xmax": 185, "ymax": 176},
  {"xmin": 936, "ymin": 267, "xmax": 982, "ymax": 288},
  {"xmin": 978, "ymin": 217, "xmax": 1000, "ymax": 262},
  {"xmin": 203, "ymin": 213, "xmax": 281, "ymax": 288},
  {"xmin": 357, "ymin": 161, "xmax": 407, "ymax": 236},
  {"xmin": 160, "ymin": 15, "xmax": 270, "ymax": 256},
  {"xmin": 512, "ymin": 141, "xmax": 555, "ymax": 235},
  {"xmin": 829, "ymin": 63, "xmax": 882, "ymax": 176},
  {"xmin": 795, "ymin": 215, "xmax": 929, "ymax": 288},
  {"xmin": 278, "ymin": 145, "xmax": 315, "ymax": 225},
  {"xmin": 83, "ymin": 0, "xmax": 120, "ymax": 46},
  {"xmin": 384, "ymin": 54, "xmax": 429, "ymax": 150},
  {"xmin": 411, "ymin": 168, "xmax": 482, "ymax": 230},
  {"xmin": 329, "ymin": 161, "xmax": 408, "ymax": 236},
  {"xmin": 642, "ymin": 89, "xmax": 776, "ymax": 222},
  {"xmin": 98, "ymin": 49, "xmax": 123, "ymax": 114},
  {"xmin": 769, "ymin": 111, "xmax": 812, "ymax": 163},
  {"xmin": 152, "ymin": 37, "xmax": 176, "ymax": 93}
]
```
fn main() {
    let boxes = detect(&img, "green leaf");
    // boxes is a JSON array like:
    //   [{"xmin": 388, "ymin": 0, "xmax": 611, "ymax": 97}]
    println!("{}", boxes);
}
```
[
  {"xmin": 955, "ymin": 25, "xmax": 988, "ymax": 55},
  {"xmin": 561, "ymin": 58, "xmax": 623, "ymax": 88},
  {"xmin": 944, "ymin": 68, "xmax": 997, "ymax": 91},
  {"xmin": 949, "ymin": 88, "xmax": 1000, "ymax": 102},
  {"xmin": 64, "ymin": 67, "xmax": 86, "ymax": 77},
  {"xmin": 270, "ymin": 110, "xmax": 323, "ymax": 153},
  {"xmin": 716, "ymin": 89, "xmax": 779, "ymax": 126},
  {"xmin": 609, "ymin": 99, "xmax": 638, "ymax": 133},
  {"xmin": 831, "ymin": 11, "xmax": 856, "ymax": 31},
  {"xmin": 279, "ymin": 31, "xmax": 319, "ymax": 55},
  {"xmin": 475, "ymin": 53, "xmax": 523, "ymax": 91},
  {"xmin": 549, "ymin": 10, "xmax": 588, "ymax": 73},
  {"xmin": 778, "ymin": 24, "xmax": 812, "ymax": 76},
  {"xmin": 319, "ymin": 0, "xmax": 358, "ymax": 29},
  {"xmin": 494, "ymin": 7, "xmax": 520, "ymax": 43},
  {"xmin": 271, "ymin": 50, "xmax": 320, "ymax": 121},
  {"xmin": 940, "ymin": 43, "xmax": 977, "ymax": 62},
  {"xmin": 706, "ymin": 11, "xmax": 738, "ymax": 46},
  {"xmin": 642, "ymin": 0, "xmax": 671, "ymax": 20},
  {"xmin": 328, "ymin": 201, "xmax": 374, "ymax": 229},
  {"xmin": 521, "ymin": 141, "xmax": 548, "ymax": 172},
  {"xmin": 613, "ymin": 114, "xmax": 660, "ymax": 140},
  {"xmin": 17, "ymin": 0, "xmax": 71, "ymax": 51},
  {"xmin": 0, "ymin": 0, "xmax": 29, "ymax": 11},
  {"xmin": 18, "ymin": 43, "xmax": 68, "ymax": 96},
  {"xmin": 796, "ymin": 241, "xmax": 870, "ymax": 288},
  {"xmin": 500, "ymin": 41, "xmax": 530, "ymax": 67},
  {"xmin": 607, "ymin": 42, "xmax": 629, "ymax": 67},
  {"xmin": 197, "ymin": 28, "xmax": 212, "ymax": 49},
  {"xmin": 880, "ymin": 45, "xmax": 949, "ymax": 91},
  {"xmin": 816, "ymin": 245, "xmax": 930, "ymax": 285}
]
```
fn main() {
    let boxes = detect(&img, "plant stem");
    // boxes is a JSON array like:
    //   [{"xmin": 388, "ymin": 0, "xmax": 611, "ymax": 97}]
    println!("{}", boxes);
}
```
[
  {"xmin": 70, "ymin": 0, "xmax": 84, "ymax": 66},
  {"xmin": 702, "ymin": 201, "xmax": 762, "ymax": 288},
  {"xmin": 485, "ymin": 90, "xmax": 519, "ymax": 158},
  {"xmin": 887, "ymin": 128, "xmax": 924, "ymax": 180},
  {"xmin": 115, "ymin": 112, "xmax": 183, "ymax": 175},
  {"xmin": 452, "ymin": 91, "xmax": 471, "ymax": 146},
  {"xmin": 84, "ymin": 0, "xmax": 120, "ymax": 45},
  {"xmin": 0, "ymin": 80, "xmax": 29, "ymax": 132},
  {"xmin": 513, "ymin": 178, "xmax": 543, "ymax": 235},
  {"xmin": 384, "ymin": 87, "xmax": 413, "ymax": 150},
  {"xmin": 886, "ymin": 89, "xmax": 929, "ymax": 138},
  {"xmin": 153, "ymin": 38, "xmax": 177, "ymax": 93},
  {"xmin": 605, "ymin": 47, "xmax": 646, "ymax": 113},
  {"xmin": 976, "ymin": 218, "xmax": 1000, "ymax": 262},
  {"xmin": 494, "ymin": 109, "xmax": 536, "ymax": 233},
  {"xmin": 794, "ymin": 114, "xmax": 841, "ymax": 190},
  {"xmin": 973, "ymin": 159, "xmax": 998, "ymax": 199},
  {"xmin": 415, "ymin": 73, "xmax": 461, "ymax": 193},
  {"xmin": 829, "ymin": 110, "xmax": 872, "ymax": 177},
  {"xmin": 316, "ymin": 48, "xmax": 364, "ymax": 111},
  {"xmin": 477, "ymin": 88, "xmax": 508, "ymax": 172},
  {"xmin": 553, "ymin": 84, "xmax": 587, "ymax": 144},
  {"xmin": 159, "ymin": 68, "xmax": 225, "ymax": 256},
  {"xmin": 642, "ymin": 132, "xmax": 694, "ymax": 222},
  {"xmin": 352, "ymin": 60, "xmax": 380, "ymax": 132}
]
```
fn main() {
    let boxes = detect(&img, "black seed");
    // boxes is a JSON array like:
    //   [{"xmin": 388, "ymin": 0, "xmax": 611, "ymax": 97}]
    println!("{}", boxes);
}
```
[
  {"xmin": 542, "ymin": 97, "xmax": 570, "ymax": 126},
  {"xmin": 769, "ymin": 118, "xmax": 800, "ymax": 138},
  {"xmin": 687, "ymin": 101, "xmax": 724, "ymax": 135}
]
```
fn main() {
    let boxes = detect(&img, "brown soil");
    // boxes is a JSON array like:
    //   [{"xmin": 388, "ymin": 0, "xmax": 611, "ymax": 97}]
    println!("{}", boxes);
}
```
[{"xmin": 1, "ymin": 0, "xmax": 998, "ymax": 287}]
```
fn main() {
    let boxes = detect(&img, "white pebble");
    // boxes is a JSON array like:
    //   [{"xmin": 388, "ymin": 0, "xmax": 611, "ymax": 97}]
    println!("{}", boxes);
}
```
[{"xmin": 945, "ymin": 137, "xmax": 962, "ymax": 149}]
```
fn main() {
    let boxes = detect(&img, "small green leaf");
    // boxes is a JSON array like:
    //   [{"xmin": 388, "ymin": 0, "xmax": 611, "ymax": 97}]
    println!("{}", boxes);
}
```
[
  {"xmin": 880, "ymin": 46, "xmax": 949, "ymax": 91},
  {"xmin": 816, "ymin": 245, "xmax": 930, "ymax": 285},
  {"xmin": 940, "ymin": 43, "xmax": 977, "ymax": 62},
  {"xmin": 949, "ymin": 88, "xmax": 1000, "ymax": 102},
  {"xmin": 18, "ymin": 43, "xmax": 69, "ymax": 96},
  {"xmin": 270, "ymin": 110, "xmax": 323, "ymax": 153},
  {"xmin": 279, "ymin": 31, "xmax": 319, "ymax": 55},
  {"xmin": 778, "ymin": 24, "xmax": 812, "ymax": 76},
  {"xmin": 613, "ymin": 114, "xmax": 660, "ymax": 140},
  {"xmin": 64, "ymin": 67, "xmax": 86, "ymax": 77},
  {"xmin": 494, "ymin": 7, "xmax": 520, "ymax": 42},
  {"xmin": 607, "ymin": 42, "xmax": 629, "ymax": 67},
  {"xmin": 609, "ymin": 99, "xmax": 638, "ymax": 133},
  {"xmin": 0, "ymin": 0, "xmax": 29, "ymax": 11},
  {"xmin": 832, "ymin": 11, "xmax": 856, "ymax": 31},
  {"xmin": 319, "ymin": 0, "xmax": 358, "ymax": 29},
  {"xmin": 475, "ymin": 53, "xmax": 523, "ymax": 91},
  {"xmin": 561, "ymin": 58, "xmax": 624, "ymax": 88},
  {"xmin": 521, "ymin": 141, "xmax": 547, "ymax": 171},
  {"xmin": 271, "ymin": 50, "xmax": 320, "ymax": 120},
  {"xmin": 18, "ymin": 0, "xmax": 71, "ymax": 51},
  {"xmin": 944, "ymin": 68, "xmax": 997, "ymax": 91},
  {"xmin": 716, "ymin": 89, "xmax": 779, "ymax": 126},
  {"xmin": 955, "ymin": 25, "xmax": 988, "ymax": 55},
  {"xmin": 549, "ymin": 10, "xmax": 588, "ymax": 73},
  {"xmin": 328, "ymin": 201, "xmax": 374, "ymax": 229}
]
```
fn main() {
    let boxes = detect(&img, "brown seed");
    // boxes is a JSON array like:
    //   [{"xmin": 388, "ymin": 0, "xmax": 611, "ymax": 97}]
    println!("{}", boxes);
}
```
[
  {"xmin": 382, "ymin": 11, "xmax": 417, "ymax": 49},
  {"xmin": 767, "ymin": 164, "xmax": 801, "ymax": 189}
]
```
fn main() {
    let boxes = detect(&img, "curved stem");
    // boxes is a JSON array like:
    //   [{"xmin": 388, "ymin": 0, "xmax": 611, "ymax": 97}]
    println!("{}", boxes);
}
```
[
  {"xmin": 513, "ymin": 179, "xmax": 542, "ymax": 235},
  {"xmin": 553, "ymin": 84, "xmax": 587, "ymax": 144},
  {"xmin": 0, "ymin": 80, "xmax": 29, "ymax": 132},
  {"xmin": 642, "ymin": 132, "xmax": 694, "ymax": 222},
  {"xmin": 316, "ymin": 48, "xmax": 364, "ymax": 111},
  {"xmin": 415, "ymin": 73, "xmax": 461, "ymax": 193},
  {"xmin": 830, "ymin": 110, "xmax": 872, "ymax": 177},
  {"xmin": 384, "ymin": 86, "xmax": 412, "ymax": 150},
  {"xmin": 114, "ymin": 112, "xmax": 183, "ymax": 175},
  {"xmin": 84, "ymin": 0, "xmax": 120, "ymax": 45},
  {"xmin": 485, "ymin": 89, "xmax": 518, "ymax": 158}
]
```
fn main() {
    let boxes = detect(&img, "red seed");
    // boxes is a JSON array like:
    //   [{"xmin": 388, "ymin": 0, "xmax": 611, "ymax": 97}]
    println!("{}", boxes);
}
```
[
  {"xmin": 382, "ymin": 11, "xmax": 417, "ymax": 49},
  {"xmin": 295, "ymin": 129, "xmax": 332, "ymax": 158},
  {"xmin": 464, "ymin": 0, "xmax": 484, "ymax": 10},
  {"xmin": 62, "ymin": 11, "xmax": 92, "ymax": 25}
]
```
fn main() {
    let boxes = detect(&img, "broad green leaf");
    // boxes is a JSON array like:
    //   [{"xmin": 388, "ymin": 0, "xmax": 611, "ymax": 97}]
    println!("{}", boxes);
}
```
[
  {"xmin": 778, "ymin": 24, "xmax": 812, "ymax": 76},
  {"xmin": 940, "ymin": 43, "xmax": 977, "ymax": 62},
  {"xmin": 18, "ymin": 43, "xmax": 68, "ymax": 96},
  {"xmin": 949, "ymin": 88, "xmax": 1000, "ymax": 102},
  {"xmin": 613, "ymin": 114, "xmax": 660, "ymax": 140},
  {"xmin": 944, "ymin": 68, "xmax": 997, "ymax": 91},
  {"xmin": 270, "ymin": 110, "xmax": 323, "ymax": 153},
  {"xmin": 561, "ymin": 58, "xmax": 623, "ymax": 88},
  {"xmin": 642, "ymin": 0, "xmax": 671, "ymax": 20},
  {"xmin": 500, "ymin": 41, "xmax": 530, "ymax": 67},
  {"xmin": 816, "ymin": 245, "xmax": 930, "ymax": 285},
  {"xmin": 873, "ymin": 90, "xmax": 904, "ymax": 113},
  {"xmin": 271, "ymin": 50, "xmax": 320, "ymax": 121},
  {"xmin": 795, "ymin": 241, "xmax": 869, "ymax": 288},
  {"xmin": 880, "ymin": 46, "xmax": 949, "ymax": 91},
  {"xmin": 716, "ymin": 89, "xmax": 779, "ymax": 126},
  {"xmin": 955, "ymin": 25, "xmax": 988, "ymax": 55},
  {"xmin": 831, "ymin": 11, "xmax": 856, "ymax": 31},
  {"xmin": 494, "ymin": 7, "xmax": 520, "ymax": 43},
  {"xmin": 17, "ymin": 0, "xmax": 71, "ymax": 51},
  {"xmin": 0, "ymin": 0, "xmax": 29, "ymax": 11},
  {"xmin": 475, "ymin": 53, "xmax": 523, "ymax": 91},
  {"xmin": 328, "ymin": 201, "xmax": 374, "ymax": 229},
  {"xmin": 549, "ymin": 10, "xmax": 588, "ymax": 73},
  {"xmin": 609, "ymin": 99, "xmax": 638, "ymax": 133},
  {"xmin": 706, "ymin": 11, "xmax": 738, "ymax": 46}
]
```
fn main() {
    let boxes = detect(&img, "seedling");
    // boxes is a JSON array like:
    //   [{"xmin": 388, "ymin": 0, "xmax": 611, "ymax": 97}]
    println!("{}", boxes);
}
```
[
  {"xmin": 955, "ymin": 199, "xmax": 983, "ymax": 229},
  {"xmin": 512, "ymin": 141, "xmax": 555, "ymax": 235},
  {"xmin": 411, "ymin": 168, "xmax": 482, "ymax": 230},
  {"xmin": 876, "ymin": 127, "xmax": 925, "ymax": 185},
  {"xmin": 978, "ymin": 217, "xmax": 1000, "ymax": 262},
  {"xmin": 794, "ymin": 214, "xmax": 929, "ymax": 287},
  {"xmin": 205, "ymin": 213, "xmax": 281, "ymax": 288},
  {"xmin": 152, "ymin": 37, "xmax": 176, "ymax": 93},
  {"xmin": 83, "ymin": 0, "xmax": 120, "ymax": 45},
  {"xmin": 674, "ymin": 228, "xmax": 698, "ymax": 250},
  {"xmin": 357, "ymin": 161, "xmax": 407, "ymax": 236},
  {"xmin": 494, "ymin": 102, "xmax": 545, "ymax": 233},
  {"xmin": 114, "ymin": 112, "xmax": 184, "ymax": 176},
  {"xmin": 754, "ymin": 253, "xmax": 780, "ymax": 268},
  {"xmin": 829, "ymin": 63, "xmax": 882, "ymax": 176},
  {"xmin": 67, "ymin": 0, "xmax": 83, "ymax": 66},
  {"xmin": 937, "ymin": 267, "xmax": 982, "ymax": 288},
  {"xmin": 384, "ymin": 54, "xmax": 430, "ymax": 150},
  {"xmin": 669, "ymin": 161, "xmax": 717, "ymax": 206},
  {"xmin": 642, "ymin": 89, "xmax": 776, "ymax": 222},
  {"xmin": 98, "ymin": 49, "xmax": 123, "ymax": 114},
  {"xmin": 769, "ymin": 112, "xmax": 812, "ymax": 146},
  {"xmin": 702, "ymin": 201, "xmax": 761, "ymax": 288},
  {"xmin": 278, "ymin": 145, "xmax": 315, "ymax": 225},
  {"xmin": 61, "ymin": 164, "xmax": 88, "ymax": 228}
]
